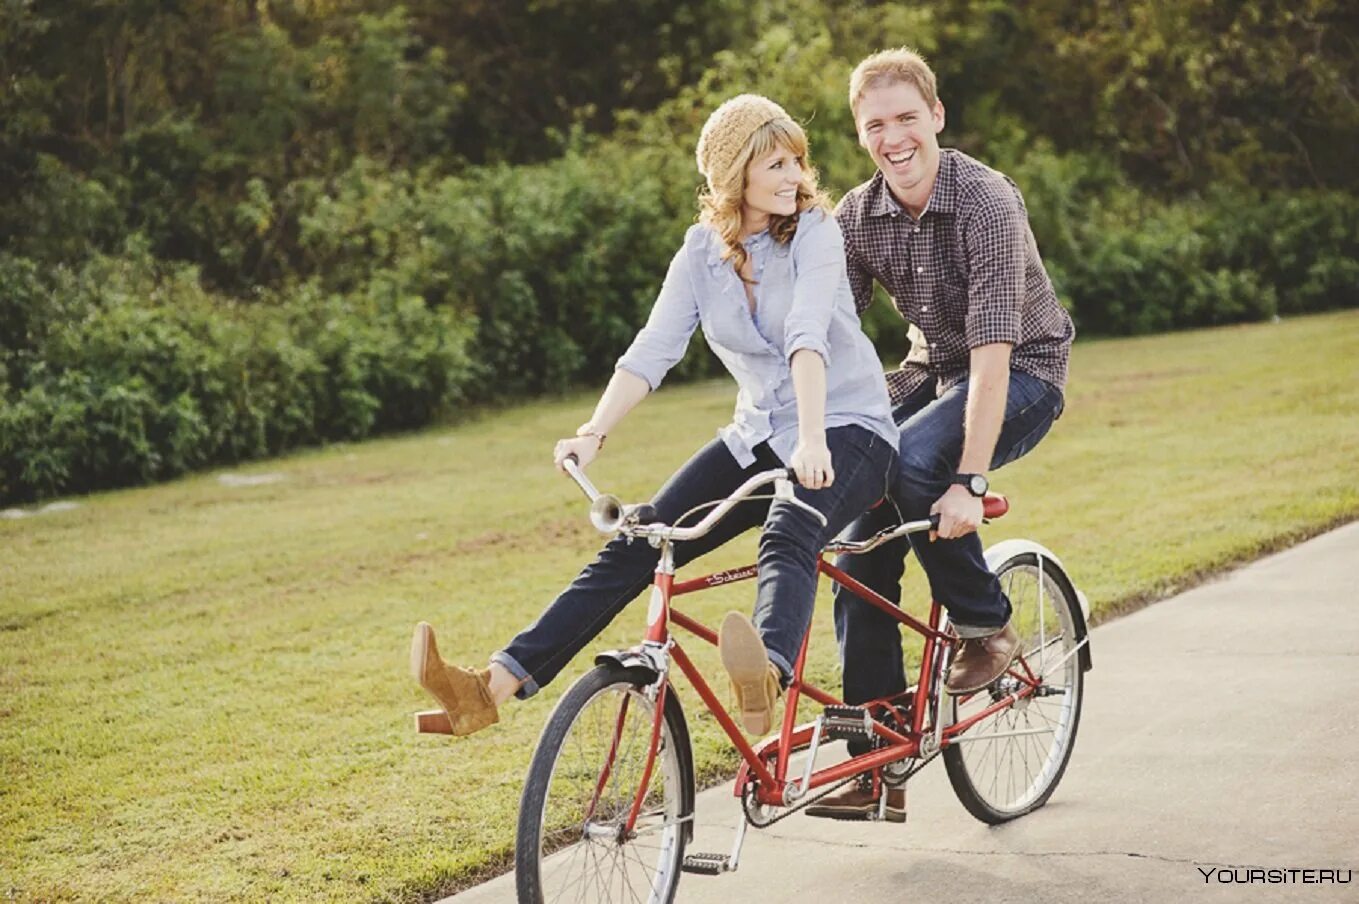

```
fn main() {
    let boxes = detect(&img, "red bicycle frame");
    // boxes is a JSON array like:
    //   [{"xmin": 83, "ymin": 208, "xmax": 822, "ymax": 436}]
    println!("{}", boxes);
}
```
[{"xmin": 617, "ymin": 542, "xmax": 1048, "ymax": 829}]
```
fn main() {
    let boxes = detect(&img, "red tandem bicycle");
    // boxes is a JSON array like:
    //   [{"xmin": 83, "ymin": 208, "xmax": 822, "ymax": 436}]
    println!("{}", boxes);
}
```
[{"xmin": 418, "ymin": 461, "xmax": 1092, "ymax": 903}]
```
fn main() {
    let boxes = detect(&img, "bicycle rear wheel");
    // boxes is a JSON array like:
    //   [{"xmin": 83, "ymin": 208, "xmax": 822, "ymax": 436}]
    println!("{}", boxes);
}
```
[
  {"xmin": 515, "ymin": 663, "xmax": 694, "ymax": 904},
  {"xmin": 943, "ymin": 551, "xmax": 1085, "ymax": 823}
]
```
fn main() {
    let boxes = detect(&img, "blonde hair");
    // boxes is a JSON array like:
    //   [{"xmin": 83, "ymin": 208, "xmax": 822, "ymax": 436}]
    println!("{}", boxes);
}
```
[
  {"xmin": 849, "ymin": 47, "xmax": 938, "ymax": 120},
  {"xmin": 697, "ymin": 117, "xmax": 830, "ymax": 282}
]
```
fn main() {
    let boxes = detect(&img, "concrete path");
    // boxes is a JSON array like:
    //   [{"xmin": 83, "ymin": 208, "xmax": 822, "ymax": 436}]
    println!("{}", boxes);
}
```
[{"xmin": 448, "ymin": 522, "xmax": 1359, "ymax": 903}]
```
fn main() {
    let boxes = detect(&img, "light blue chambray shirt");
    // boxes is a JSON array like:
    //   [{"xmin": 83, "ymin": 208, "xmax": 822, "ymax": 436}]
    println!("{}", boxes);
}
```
[{"xmin": 617, "ymin": 208, "xmax": 898, "ymax": 468}]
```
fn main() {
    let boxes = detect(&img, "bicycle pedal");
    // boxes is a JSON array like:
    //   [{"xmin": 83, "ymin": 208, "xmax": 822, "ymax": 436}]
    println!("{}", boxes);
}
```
[
  {"xmin": 821, "ymin": 704, "xmax": 874, "ymax": 742},
  {"xmin": 681, "ymin": 852, "xmax": 731, "ymax": 875}
]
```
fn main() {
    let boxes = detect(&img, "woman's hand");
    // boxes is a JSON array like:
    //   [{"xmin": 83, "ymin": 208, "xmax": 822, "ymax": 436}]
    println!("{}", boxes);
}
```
[
  {"xmin": 790, "ymin": 437, "xmax": 834, "ymax": 490},
  {"xmin": 553, "ymin": 434, "xmax": 603, "ymax": 473}
]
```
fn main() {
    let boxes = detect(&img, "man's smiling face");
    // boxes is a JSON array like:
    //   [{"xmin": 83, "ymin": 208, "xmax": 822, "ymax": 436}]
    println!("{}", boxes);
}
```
[{"xmin": 855, "ymin": 80, "xmax": 945, "ymax": 212}]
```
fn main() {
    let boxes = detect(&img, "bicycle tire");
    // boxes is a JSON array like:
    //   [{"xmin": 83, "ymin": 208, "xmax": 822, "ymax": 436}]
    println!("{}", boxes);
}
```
[
  {"xmin": 515, "ymin": 663, "xmax": 694, "ymax": 904},
  {"xmin": 943, "ymin": 551, "xmax": 1085, "ymax": 824}
]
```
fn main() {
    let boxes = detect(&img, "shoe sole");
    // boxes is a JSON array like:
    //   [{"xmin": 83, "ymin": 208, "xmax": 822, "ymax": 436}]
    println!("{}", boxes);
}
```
[
  {"xmin": 410, "ymin": 621, "xmax": 437, "ymax": 691},
  {"xmin": 719, "ymin": 612, "xmax": 772, "ymax": 736},
  {"xmin": 945, "ymin": 639, "xmax": 1022, "ymax": 695},
  {"xmin": 804, "ymin": 805, "xmax": 907, "ymax": 823}
]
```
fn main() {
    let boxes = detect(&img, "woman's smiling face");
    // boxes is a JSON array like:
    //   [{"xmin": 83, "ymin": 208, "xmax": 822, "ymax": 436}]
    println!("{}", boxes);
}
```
[{"xmin": 741, "ymin": 144, "xmax": 804, "ymax": 232}]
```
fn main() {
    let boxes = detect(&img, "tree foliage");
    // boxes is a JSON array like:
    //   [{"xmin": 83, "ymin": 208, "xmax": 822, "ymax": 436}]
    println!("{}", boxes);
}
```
[{"xmin": 1, "ymin": 0, "xmax": 1356, "ymax": 503}]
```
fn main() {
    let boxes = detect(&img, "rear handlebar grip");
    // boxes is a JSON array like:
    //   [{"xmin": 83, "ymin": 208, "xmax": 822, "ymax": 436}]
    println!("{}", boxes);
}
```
[{"xmin": 981, "ymin": 493, "xmax": 1009, "ymax": 519}]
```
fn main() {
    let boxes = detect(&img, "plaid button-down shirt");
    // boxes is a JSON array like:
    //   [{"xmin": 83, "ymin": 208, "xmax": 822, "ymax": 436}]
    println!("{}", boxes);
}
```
[{"xmin": 835, "ymin": 149, "xmax": 1074, "ymax": 405}]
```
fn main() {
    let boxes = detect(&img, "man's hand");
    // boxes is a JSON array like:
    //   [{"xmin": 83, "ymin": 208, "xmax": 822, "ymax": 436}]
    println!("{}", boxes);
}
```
[
  {"xmin": 553, "ymin": 435, "xmax": 602, "ymax": 473},
  {"xmin": 930, "ymin": 483, "xmax": 983, "ymax": 540},
  {"xmin": 790, "ymin": 437, "xmax": 835, "ymax": 490}
]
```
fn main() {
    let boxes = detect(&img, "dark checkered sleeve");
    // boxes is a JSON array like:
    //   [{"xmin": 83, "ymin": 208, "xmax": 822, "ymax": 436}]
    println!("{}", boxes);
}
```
[{"xmin": 961, "ymin": 186, "xmax": 1026, "ymax": 349}]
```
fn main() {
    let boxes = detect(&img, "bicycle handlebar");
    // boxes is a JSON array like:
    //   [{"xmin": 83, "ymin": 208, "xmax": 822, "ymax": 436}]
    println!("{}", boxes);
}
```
[
  {"xmin": 823, "ymin": 494, "xmax": 1009, "ymax": 555},
  {"xmin": 561, "ymin": 455, "xmax": 824, "ymax": 542},
  {"xmin": 561, "ymin": 454, "xmax": 1002, "ymax": 552}
]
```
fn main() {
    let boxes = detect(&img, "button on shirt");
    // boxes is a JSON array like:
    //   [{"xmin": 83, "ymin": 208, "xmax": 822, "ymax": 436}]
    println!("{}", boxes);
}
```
[
  {"xmin": 616, "ymin": 208, "xmax": 898, "ymax": 467},
  {"xmin": 835, "ymin": 149, "xmax": 1075, "ymax": 405}
]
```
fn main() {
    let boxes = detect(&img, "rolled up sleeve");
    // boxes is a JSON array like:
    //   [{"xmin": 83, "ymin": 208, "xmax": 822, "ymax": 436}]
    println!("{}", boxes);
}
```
[
  {"xmin": 782, "ymin": 212, "xmax": 843, "ymax": 368},
  {"xmin": 615, "ymin": 244, "xmax": 700, "ymax": 390},
  {"xmin": 835, "ymin": 199, "xmax": 876, "ymax": 316},
  {"xmin": 963, "ymin": 186, "xmax": 1026, "ymax": 349}
]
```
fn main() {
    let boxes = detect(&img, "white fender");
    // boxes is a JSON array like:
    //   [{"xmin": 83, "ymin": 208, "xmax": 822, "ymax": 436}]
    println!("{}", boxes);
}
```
[{"xmin": 984, "ymin": 538, "xmax": 1090, "ymax": 622}]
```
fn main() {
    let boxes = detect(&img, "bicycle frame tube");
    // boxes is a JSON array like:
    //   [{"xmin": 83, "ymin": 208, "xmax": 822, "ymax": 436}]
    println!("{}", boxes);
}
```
[
  {"xmin": 774, "ymin": 630, "xmax": 813, "ymax": 787},
  {"xmin": 624, "ymin": 549, "xmax": 1050, "ymax": 812},
  {"xmin": 815, "ymin": 561, "xmax": 953, "ymax": 645},
  {"xmin": 663, "ymin": 556, "xmax": 959, "ymax": 804}
]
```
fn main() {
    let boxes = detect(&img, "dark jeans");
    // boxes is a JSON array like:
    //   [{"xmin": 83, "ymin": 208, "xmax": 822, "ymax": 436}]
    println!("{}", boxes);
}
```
[
  {"xmin": 832, "ymin": 371, "xmax": 1065, "ymax": 707},
  {"xmin": 496, "ymin": 425, "xmax": 896, "ymax": 698}
]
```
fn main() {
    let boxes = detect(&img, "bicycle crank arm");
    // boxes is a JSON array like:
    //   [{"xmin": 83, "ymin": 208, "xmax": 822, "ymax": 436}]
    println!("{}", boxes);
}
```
[{"xmin": 681, "ymin": 811, "xmax": 748, "ymax": 876}]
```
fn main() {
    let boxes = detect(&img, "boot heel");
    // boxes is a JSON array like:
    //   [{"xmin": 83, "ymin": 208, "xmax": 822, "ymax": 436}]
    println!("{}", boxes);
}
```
[{"xmin": 414, "ymin": 709, "xmax": 454, "ymax": 734}]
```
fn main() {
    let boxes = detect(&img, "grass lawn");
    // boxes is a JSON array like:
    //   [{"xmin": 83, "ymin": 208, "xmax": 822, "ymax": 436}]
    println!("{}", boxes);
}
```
[{"xmin": 3, "ymin": 309, "xmax": 1358, "ymax": 902}]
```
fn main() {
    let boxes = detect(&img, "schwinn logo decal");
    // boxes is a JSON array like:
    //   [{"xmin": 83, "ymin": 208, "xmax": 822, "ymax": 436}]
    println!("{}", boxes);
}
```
[{"xmin": 705, "ymin": 566, "xmax": 758, "ymax": 586}]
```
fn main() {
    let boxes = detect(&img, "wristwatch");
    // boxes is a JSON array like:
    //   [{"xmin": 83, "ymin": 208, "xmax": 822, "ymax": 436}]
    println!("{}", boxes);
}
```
[{"xmin": 953, "ymin": 472, "xmax": 989, "ymax": 497}]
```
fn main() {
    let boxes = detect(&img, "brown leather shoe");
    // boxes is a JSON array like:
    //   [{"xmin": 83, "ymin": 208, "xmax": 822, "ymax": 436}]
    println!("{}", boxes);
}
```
[
  {"xmin": 945, "ymin": 622, "xmax": 1021, "ymax": 694},
  {"xmin": 804, "ymin": 774, "xmax": 906, "ymax": 823},
  {"xmin": 718, "ymin": 611, "xmax": 782, "ymax": 736},
  {"xmin": 410, "ymin": 622, "xmax": 499, "ymax": 736}
]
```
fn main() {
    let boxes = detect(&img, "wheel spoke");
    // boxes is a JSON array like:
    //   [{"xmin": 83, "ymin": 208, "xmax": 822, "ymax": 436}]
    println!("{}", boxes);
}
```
[
  {"xmin": 945, "ymin": 557, "xmax": 1084, "ymax": 821},
  {"xmin": 519, "ymin": 670, "xmax": 689, "ymax": 903}
]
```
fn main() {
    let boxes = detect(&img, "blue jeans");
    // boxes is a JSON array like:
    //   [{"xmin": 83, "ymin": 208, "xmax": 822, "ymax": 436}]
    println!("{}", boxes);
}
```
[
  {"xmin": 496, "ymin": 425, "xmax": 897, "ymax": 697},
  {"xmin": 832, "ymin": 371, "xmax": 1065, "ymax": 707}
]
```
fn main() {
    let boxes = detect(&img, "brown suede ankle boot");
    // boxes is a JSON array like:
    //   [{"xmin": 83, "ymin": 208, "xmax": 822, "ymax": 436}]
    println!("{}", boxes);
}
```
[{"xmin": 410, "ymin": 622, "xmax": 498, "ymax": 736}]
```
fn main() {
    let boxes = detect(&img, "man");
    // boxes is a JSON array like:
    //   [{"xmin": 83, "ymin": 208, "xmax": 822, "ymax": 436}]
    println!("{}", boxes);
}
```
[{"xmin": 806, "ymin": 47, "xmax": 1075, "ymax": 821}]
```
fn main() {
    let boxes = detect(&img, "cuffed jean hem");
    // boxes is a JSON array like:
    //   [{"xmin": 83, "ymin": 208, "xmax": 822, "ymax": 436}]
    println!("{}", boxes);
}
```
[
  {"xmin": 491, "ymin": 650, "xmax": 540, "ymax": 700},
  {"xmin": 767, "ymin": 649, "xmax": 794, "ymax": 687},
  {"xmin": 952, "ymin": 621, "xmax": 1010, "ymax": 640}
]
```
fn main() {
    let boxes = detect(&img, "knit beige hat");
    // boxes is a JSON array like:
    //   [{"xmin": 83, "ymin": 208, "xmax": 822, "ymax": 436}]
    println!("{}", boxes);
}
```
[{"xmin": 695, "ymin": 94, "xmax": 791, "ymax": 189}]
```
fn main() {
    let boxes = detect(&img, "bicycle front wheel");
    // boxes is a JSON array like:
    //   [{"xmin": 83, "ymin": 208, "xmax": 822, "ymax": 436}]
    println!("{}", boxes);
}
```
[
  {"xmin": 515, "ymin": 663, "xmax": 693, "ymax": 904},
  {"xmin": 943, "ymin": 551, "xmax": 1085, "ymax": 823}
]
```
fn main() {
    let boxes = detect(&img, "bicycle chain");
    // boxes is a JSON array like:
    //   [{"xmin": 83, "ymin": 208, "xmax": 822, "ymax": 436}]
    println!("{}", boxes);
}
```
[
  {"xmin": 739, "ymin": 749, "xmax": 941, "ymax": 828},
  {"xmin": 740, "ymin": 774, "xmax": 859, "ymax": 828}
]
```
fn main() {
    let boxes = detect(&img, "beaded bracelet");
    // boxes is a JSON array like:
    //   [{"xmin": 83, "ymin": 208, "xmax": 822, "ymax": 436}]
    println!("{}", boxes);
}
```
[{"xmin": 575, "ymin": 429, "xmax": 607, "ymax": 450}]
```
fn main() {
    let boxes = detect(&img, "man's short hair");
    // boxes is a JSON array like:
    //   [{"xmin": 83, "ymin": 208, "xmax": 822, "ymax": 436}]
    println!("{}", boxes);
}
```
[{"xmin": 849, "ymin": 48, "xmax": 938, "ymax": 120}]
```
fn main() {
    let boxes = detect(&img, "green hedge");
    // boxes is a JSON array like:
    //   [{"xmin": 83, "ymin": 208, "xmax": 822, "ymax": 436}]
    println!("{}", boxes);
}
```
[
  {"xmin": 0, "ymin": 243, "xmax": 473, "ymax": 503},
  {"xmin": 3, "ymin": 146, "xmax": 1357, "ymax": 505},
  {"xmin": 1057, "ymin": 190, "xmax": 1359, "ymax": 335}
]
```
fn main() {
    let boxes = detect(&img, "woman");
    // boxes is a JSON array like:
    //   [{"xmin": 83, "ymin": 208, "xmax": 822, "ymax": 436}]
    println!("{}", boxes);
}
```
[{"xmin": 413, "ymin": 94, "xmax": 898, "ymax": 737}]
